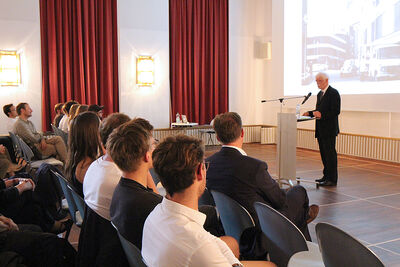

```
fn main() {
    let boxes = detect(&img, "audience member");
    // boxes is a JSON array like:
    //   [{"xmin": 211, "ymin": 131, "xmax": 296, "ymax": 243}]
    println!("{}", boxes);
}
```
[
  {"xmin": 14, "ymin": 103, "xmax": 67, "ymax": 163},
  {"xmin": 75, "ymin": 104, "xmax": 89, "ymax": 116},
  {"xmin": 205, "ymin": 112, "xmax": 319, "ymax": 259},
  {"xmin": 0, "ymin": 145, "xmax": 26, "ymax": 178},
  {"xmin": 88, "ymin": 104, "xmax": 104, "ymax": 120},
  {"xmin": 3, "ymin": 104, "xmax": 18, "ymax": 133},
  {"xmin": 0, "ymin": 175, "xmax": 71, "ymax": 234},
  {"xmin": 58, "ymin": 100, "xmax": 78, "ymax": 132},
  {"xmin": 83, "ymin": 113, "xmax": 131, "ymax": 220},
  {"xmin": 67, "ymin": 104, "xmax": 81, "ymax": 132},
  {"xmin": 0, "ymin": 215, "xmax": 76, "ymax": 266},
  {"xmin": 52, "ymin": 103, "xmax": 64, "ymax": 128},
  {"xmin": 65, "ymin": 112, "xmax": 103, "ymax": 197},
  {"xmin": 109, "ymin": 119, "xmax": 161, "ymax": 249},
  {"xmin": 143, "ymin": 135, "xmax": 275, "ymax": 267}
]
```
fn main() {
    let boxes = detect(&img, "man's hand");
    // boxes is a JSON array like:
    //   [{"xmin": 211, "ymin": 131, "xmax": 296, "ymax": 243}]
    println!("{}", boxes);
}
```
[
  {"xmin": 302, "ymin": 112, "xmax": 309, "ymax": 116},
  {"xmin": 15, "ymin": 179, "xmax": 35, "ymax": 194},
  {"xmin": 0, "ymin": 145, "xmax": 5, "ymax": 154},
  {"xmin": 313, "ymin": 111, "xmax": 322, "ymax": 118},
  {"xmin": 40, "ymin": 139, "xmax": 47, "ymax": 150},
  {"xmin": 0, "ymin": 215, "xmax": 19, "ymax": 231},
  {"xmin": 4, "ymin": 179, "xmax": 17, "ymax": 188}
]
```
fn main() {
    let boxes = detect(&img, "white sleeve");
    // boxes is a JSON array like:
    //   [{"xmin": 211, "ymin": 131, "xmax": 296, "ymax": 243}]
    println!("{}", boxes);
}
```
[{"xmin": 190, "ymin": 238, "xmax": 242, "ymax": 267}]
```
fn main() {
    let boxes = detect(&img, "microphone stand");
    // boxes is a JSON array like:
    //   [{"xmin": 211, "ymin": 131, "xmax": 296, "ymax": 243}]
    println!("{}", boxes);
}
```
[{"xmin": 261, "ymin": 95, "xmax": 306, "ymax": 113}]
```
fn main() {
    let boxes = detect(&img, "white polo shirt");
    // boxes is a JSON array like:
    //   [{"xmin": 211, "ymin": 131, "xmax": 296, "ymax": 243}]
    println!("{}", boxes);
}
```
[{"xmin": 142, "ymin": 197, "xmax": 241, "ymax": 267}]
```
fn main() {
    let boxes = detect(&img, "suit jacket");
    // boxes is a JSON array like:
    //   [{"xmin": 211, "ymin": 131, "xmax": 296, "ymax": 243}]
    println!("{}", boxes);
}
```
[
  {"xmin": 309, "ymin": 86, "xmax": 341, "ymax": 138},
  {"xmin": 206, "ymin": 147, "xmax": 287, "ymax": 226}
]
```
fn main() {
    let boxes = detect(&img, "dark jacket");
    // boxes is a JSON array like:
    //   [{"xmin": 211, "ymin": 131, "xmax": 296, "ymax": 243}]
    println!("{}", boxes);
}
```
[{"xmin": 310, "ymin": 86, "xmax": 341, "ymax": 138}]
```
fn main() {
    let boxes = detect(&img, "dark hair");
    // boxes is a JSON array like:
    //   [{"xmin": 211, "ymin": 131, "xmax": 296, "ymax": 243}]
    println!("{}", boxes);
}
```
[
  {"xmin": 62, "ymin": 101, "xmax": 78, "ymax": 114},
  {"xmin": 107, "ymin": 120, "xmax": 151, "ymax": 173},
  {"xmin": 131, "ymin": 117, "xmax": 154, "ymax": 132},
  {"xmin": 3, "ymin": 104, "xmax": 13, "ymax": 117},
  {"xmin": 100, "ymin": 113, "xmax": 130, "ymax": 147},
  {"xmin": 16, "ymin": 103, "xmax": 28, "ymax": 115},
  {"xmin": 88, "ymin": 104, "xmax": 104, "ymax": 113},
  {"xmin": 152, "ymin": 135, "xmax": 204, "ymax": 196},
  {"xmin": 213, "ymin": 112, "xmax": 242, "ymax": 144},
  {"xmin": 65, "ymin": 112, "xmax": 103, "ymax": 181},
  {"xmin": 54, "ymin": 103, "xmax": 64, "ymax": 113}
]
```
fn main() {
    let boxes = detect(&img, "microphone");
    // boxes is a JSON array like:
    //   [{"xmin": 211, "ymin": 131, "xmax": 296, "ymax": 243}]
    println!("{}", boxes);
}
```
[
  {"xmin": 261, "ymin": 100, "xmax": 266, "ymax": 103},
  {"xmin": 301, "ymin": 92, "xmax": 312, "ymax": 105}
]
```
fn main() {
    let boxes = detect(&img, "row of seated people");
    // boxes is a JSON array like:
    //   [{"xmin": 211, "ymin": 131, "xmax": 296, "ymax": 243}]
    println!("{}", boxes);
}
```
[
  {"xmin": 65, "ymin": 109, "xmax": 319, "ymax": 266},
  {"xmin": 0, "ymin": 103, "xmax": 84, "ymax": 265}
]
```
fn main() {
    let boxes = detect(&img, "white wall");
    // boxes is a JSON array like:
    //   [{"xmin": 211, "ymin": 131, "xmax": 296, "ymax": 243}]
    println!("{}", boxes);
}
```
[
  {"xmin": 0, "ymin": 0, "xmax": 42, "ymax": 134},
  {"xmin": 229, "ymin": 0, "xmax": 272, "ymax": 125},
  {"xmin": 117, "ymin": 0, "xmax": 170, "ymax": 128}
]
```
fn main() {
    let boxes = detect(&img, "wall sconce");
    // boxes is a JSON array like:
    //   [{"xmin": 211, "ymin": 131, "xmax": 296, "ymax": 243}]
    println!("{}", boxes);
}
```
[
  {"xmin": 136, "ymin": 56, "xmax": 154, "ymax": 86},
  {"xmin": 266, "ymin": 41, "xmax": 272, "ymax": 60},
  {"xmin": 0, "ymin": 50, "xmax": 21, "ymax": 86}
]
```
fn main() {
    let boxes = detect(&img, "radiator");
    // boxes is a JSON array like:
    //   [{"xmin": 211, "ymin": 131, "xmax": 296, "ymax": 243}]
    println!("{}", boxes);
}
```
[
  {"xmin": 261, "ymin": 127, "xmax": 276, "ymax": 144},
  {"xmin": 297, "ymin": 129, "xmax": 400, "ymax": 163},
  {"xmin": 243, "ymin": 126, "xmax": 261, "ymax": 143}
]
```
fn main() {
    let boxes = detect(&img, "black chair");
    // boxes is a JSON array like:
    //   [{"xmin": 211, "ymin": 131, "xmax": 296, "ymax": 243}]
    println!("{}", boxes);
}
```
[
  {"xmin": 254, "ymin": 201, "xmax": 310, "ymax": 267},
  {"xmin": 210, "ymin": 190, "xmax": 255, "ymax": 243},
  {"xmin": 316, "ymin": 222, "xmax": 384, "ymax": 267},
  {"xmin": 51, "ymin": 170, "xmax": 82, "ymax": 228},
  {"xmin": 111, "ymin": 222, "xmax": 147, "ymax": 267},
  {"xmin": 199, "ymin": 187, "xmax": 215, "ymax": 206},
  {"xmin": 51, "ymin": 124, "xmax": 68, "ymax": 146},
  {"xmin": 9, "ymin": 132, "xmax": 63, "ymax": 169}
]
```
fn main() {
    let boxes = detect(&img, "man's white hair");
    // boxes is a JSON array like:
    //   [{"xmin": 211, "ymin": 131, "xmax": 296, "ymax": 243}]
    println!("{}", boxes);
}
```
[{"xmin": 316, "ymin": 72, "xmax": 329, "ymax": 80}]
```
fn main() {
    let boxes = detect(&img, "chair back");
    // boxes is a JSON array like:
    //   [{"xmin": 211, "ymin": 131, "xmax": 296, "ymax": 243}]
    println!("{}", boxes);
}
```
[
  {"xmin": 210, "ymin": 190, "xmax": 255, "ymax": 242},
  {"xmin": 316, "ymin": 223, "xmax": 384, "ymax": 267},
  {"xmin": 67, "ymin": 184, "xmax": 85, "ymax": 222},
  {"xmin": 9, "ymin": 132, "xmax": 34, "ymax": 162},
  {"xmin": 51, "ymin": 170, "xmax": 78, "ymax": 223},
  {"xmin": 111, "ymin": 222, "xmax": 147, "ymax": 267},
  {"xmin": 254, "ymin": 202, "xmax": 308, "ymax": 267},
  {"xmin": 199, "ymin": 187, "xmax": 215, "ymax": 206},
  {"xmin": 52, "ymin": 125, "xmax": 68, "ymax": 146}
]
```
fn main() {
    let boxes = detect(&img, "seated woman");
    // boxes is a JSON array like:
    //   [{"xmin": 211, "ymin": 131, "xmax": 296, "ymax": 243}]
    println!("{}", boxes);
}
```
[
  {"xmin": 0, "ymin": 145, "xmax": 26, "ymax": 178},
  {"xmin": 65, "ymin": 111, "xmax": 103, "ymax": 197}
]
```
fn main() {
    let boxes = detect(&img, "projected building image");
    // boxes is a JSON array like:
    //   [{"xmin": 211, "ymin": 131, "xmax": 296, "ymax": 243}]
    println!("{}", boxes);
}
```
[{"xmin": 302, "ymin": 0, "xmax": 400, "ymax": 86}]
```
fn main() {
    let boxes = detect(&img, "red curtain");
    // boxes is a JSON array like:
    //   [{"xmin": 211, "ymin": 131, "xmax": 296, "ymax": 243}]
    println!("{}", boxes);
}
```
[
  {"xmin": 169, "ymin": 0, "xmax": 229, "ymax": 125},
  {"xmin": 40, "ymin": 0, "xmax": 119, "ymax": 131}
]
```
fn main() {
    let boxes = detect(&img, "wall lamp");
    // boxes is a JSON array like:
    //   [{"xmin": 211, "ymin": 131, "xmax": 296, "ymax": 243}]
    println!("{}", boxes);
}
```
[
  {"xmin": 0, "ymin": 50, "xmax": 21, "ymax": 86},
  {"xmin": 136, "ymin": 56, "xmax": 154, "ymax": 86}
]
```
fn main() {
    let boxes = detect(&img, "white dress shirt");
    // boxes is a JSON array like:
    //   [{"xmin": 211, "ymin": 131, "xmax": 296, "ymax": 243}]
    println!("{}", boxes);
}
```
[
  {"xmin": 142, "ymin": 198, "xmax": 241, "ymax": 267},
  {"xmin": 222, "ymin": 145, "xmax": 247, "ymax": 156},
  {"xmin": 83, "ymin": 155, "xmax": 122, "ymax": 220},
  {"xmin": 6, "ymin": 117, "xmax": 16, "ymax": 133},
  {"xmin": 58, "ymin": 115, "xmax": 69, "ymax": 132}
]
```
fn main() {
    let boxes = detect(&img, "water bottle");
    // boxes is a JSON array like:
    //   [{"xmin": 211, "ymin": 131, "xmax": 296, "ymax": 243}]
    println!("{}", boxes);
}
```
[
  {"xmin": 176, "ymin": 113, "xmax": 181, "ymax": 123},
  {"xmin": 296, "ymin": 104, "xmax": 300, "ymax": 119}
]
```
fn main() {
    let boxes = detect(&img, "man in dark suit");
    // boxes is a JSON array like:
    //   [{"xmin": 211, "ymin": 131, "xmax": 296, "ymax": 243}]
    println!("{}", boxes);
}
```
[
  {"xmin": 206, "ymin": 112, "xmax": 319, "ymax": 259},
  {"xmin": 304, "ymin": 72, "xmax": 341, "ymax": 186}
]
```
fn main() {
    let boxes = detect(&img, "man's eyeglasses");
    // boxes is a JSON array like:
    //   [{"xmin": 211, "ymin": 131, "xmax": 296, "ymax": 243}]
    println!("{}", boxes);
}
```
[{"xmin": 203, "ymin": 161, "xmax": 210, "ymax": 171}]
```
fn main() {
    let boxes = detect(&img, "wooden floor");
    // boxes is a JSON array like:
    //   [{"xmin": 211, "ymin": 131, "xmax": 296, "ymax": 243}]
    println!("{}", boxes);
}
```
[{"xmin": 68, "ymin": 143, "xmax": 400, "ymax": 266}]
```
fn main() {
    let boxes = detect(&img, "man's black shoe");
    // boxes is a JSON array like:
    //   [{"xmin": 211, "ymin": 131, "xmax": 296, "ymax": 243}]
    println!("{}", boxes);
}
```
[
  {"xmin": 318, "ymin": 180, "xmax": 337, "ymax": 186},
  {"xmin": 315, "ymin": 177, "xmax": 326, "ymax": 183}
]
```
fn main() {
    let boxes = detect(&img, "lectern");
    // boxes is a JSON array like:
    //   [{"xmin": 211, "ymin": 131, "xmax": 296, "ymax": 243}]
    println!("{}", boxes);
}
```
[{"xmin": 276, "ymin": 113, "xmax": 315, "ymax": 186}]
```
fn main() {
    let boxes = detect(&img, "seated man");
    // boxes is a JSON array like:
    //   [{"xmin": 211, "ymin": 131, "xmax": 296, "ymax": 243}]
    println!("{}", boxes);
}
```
[
  {"xmin": 53, "ymin": 103, "xmax": 64, "ymax": 128},
  {"xmin": 0, "ymin": 214, "xmax": 76, "ymax": 266},
  {"xmin": 143, "ymin": 134, "xmax": 275, "ymax": 267},
  {"xmin": 88, "ymin": 104, "xmax": 104, "ymax": 120},
  {"xmin": 109, "ymin": 119, "xmax": 161, "ymax": 249},
  {"xmin": 3, "ymin": 104, "xmax": 17, "ymax": 133},
  {"xmin": 13, "ymin": 103, "xmax": 67, "ymax": 163},
  {"xmin": 206, "ymin": 112, "xmax": 319, "ymax": 258}
]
